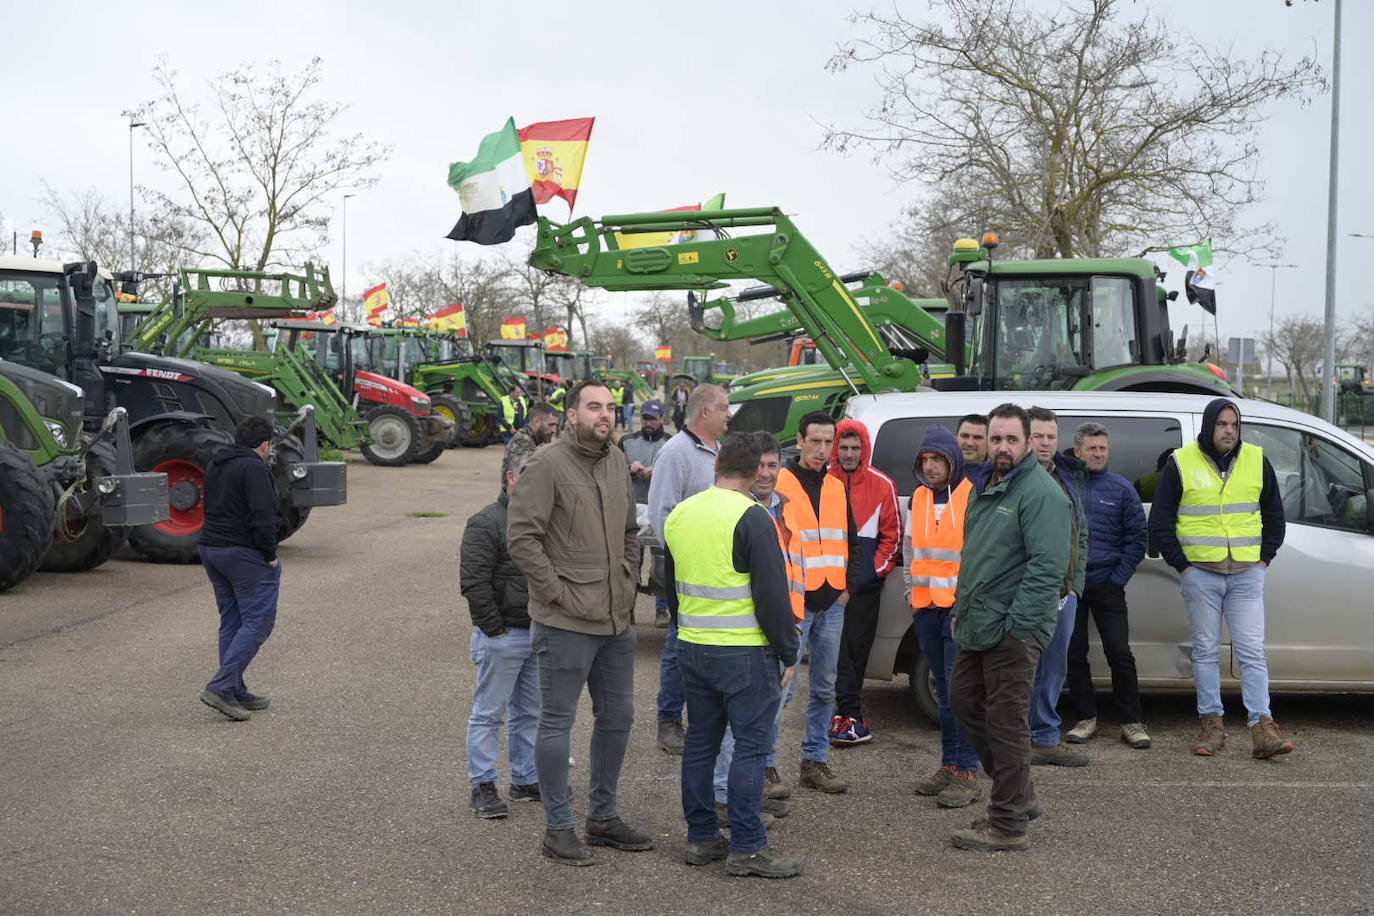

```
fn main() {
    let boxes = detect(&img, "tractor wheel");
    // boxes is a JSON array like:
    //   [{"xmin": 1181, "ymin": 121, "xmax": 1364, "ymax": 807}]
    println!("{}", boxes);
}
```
[
  {"xmin": 410, "ymin": 439, "xmax": 445, "ymax": 464},
  {"xmin": 126, "ymin": 423, "xmax": 233, "ymax": 564},
  {"xmin": 271, "ymin": 433, "xmax": 312, "ymax": 542},
  {"xmin": 429, "ymin": 393, "xmax": 466, "ymax": 448},
  {"xmin": 361, "ymin": 404, "xmax": 420, "ymax": 467},
  {"xmin": 463, "ymin": 408, "xmax": 496, "ymax": 449},
  {"xmin": 40, "ymin": 439, "xmax": 125, "ymax": 573},
  {"xmin": 0, "ymin": 441, "xmax": 56, "ymax": 592}
]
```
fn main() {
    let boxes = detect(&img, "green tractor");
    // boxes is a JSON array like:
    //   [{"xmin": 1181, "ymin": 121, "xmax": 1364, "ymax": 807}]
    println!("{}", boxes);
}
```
[
  {"xmin": 527, "ymin": 207, "xmax": 1233, "ymax": 441},
  {"xmin": 0, "ymin": 362, "xmax": 169, "ymax": 590}
]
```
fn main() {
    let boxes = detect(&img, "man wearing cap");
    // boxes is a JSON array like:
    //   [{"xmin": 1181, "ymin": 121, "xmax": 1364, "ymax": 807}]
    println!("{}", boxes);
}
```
[{"xmin": 621, "ymin": 400, "xmax": 672, "ymax": 625}]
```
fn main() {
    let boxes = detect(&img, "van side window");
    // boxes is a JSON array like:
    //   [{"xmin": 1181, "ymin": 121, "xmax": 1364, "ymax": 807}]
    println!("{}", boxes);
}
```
[
  {"xmin": 871, "ymin": 417, "xmax": 966, "ymax": 497},
  {"xmin": 1066, "ymin": 415, "xmax": 1182, "ymax": 501},
  {"xmin": 1247, "ymin": 424, "xmax": 1371, "ymax": 532}
]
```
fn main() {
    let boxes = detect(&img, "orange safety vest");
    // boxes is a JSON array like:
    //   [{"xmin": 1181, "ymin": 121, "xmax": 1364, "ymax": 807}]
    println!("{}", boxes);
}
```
[
  {"xmin": 775, "ymin": 468, "xmax": 848, "ymax": 591},
  {"xmin": 907, "ymin": 478, "xmax": 973, "ymax": 609},
  {"xmin": 766, "ymin": 496, "xmax": 807, "ymax": 622}
]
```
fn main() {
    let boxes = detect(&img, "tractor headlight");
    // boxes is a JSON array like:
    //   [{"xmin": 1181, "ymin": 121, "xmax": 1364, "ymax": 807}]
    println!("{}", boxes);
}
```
[
  {"xmin": 42, "ymin": 419, "xmax": 70, "ymax": 449},
  {"xmin": 97, "ymin": 476, "xmax": 118, "ymax": 495},
  {"xmin": 411, "ymin": 395, "xmax": 430, "ymax": 409},
  {"xmin": 290, "ymin": 464, "xmax": 309, "ymax": 480}
]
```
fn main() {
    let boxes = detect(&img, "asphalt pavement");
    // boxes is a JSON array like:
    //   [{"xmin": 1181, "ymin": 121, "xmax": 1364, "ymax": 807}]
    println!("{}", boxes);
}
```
[{"xmin": 2, "ymin": 445, "xmax": 1371, "ymax": 915}]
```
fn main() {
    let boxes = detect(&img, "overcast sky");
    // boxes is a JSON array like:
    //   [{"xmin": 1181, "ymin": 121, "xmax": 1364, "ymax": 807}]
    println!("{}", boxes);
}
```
[{"xmin": 2, "ymin": 0, "xmax": 1370, "ymax": 351}]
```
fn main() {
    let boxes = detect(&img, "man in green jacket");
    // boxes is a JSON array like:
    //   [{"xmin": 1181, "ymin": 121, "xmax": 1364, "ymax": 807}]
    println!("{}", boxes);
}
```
[{"xmin": 947, "ymin": 403, "xmax": 1071, "ymax": 853}]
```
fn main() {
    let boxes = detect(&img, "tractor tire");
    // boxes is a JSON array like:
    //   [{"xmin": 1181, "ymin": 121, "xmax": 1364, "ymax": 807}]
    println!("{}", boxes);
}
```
[
  {"xmin": 271, "ymin": 433, "xmax": 312, "ymax": 542},
  {"xmin": 410, "ymin": 439, "xmax": 445, "ymax": 464},
  {"xmin": 126, "ymin": 423, "xmax": 233, "ymax": 564},
  {"xmin": 40, "ymin": 439, "xmax": 125, "ymax": 573},
  {"xmin": 462, "ymin": 408, "xmax": 497, "ymax": 449},
  {"xmin": 361, "ymin": 404, "xmax": 420, "ymax": 467},
  {"xmin": 0, "ymin": 441, "xmax": 56, "ymax": 592},
  {"xmin": 429, "ymin": 393, "xmax": 466, "ymax": 449}
]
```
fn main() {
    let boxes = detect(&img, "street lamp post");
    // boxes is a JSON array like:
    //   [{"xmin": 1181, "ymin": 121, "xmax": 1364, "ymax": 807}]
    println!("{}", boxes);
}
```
[
  {"xmin": 1318, "ymin": 0, "xmax": 1344, "ymax": 424},
  {"xmin": 128, "ymin": 119, "xmax": 146, "ymax": 274},
  {"xmin": 1253, "ymin": 263, "xmax": 1297, "ymax": 397},
  {"xmin": 341, "ymin": 193, "xmax": 356, "ymax": 310}
]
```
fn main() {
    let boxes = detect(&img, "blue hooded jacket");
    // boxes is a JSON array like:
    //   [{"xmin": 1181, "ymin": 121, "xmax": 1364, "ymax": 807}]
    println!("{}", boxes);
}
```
[
  {"xmin": 913, "ymin": 424, "xmax": 965, "ymax": 496},
  {"xmin": 1073, "ymin": 456, "xmax": 1147, "ymax": 587}
]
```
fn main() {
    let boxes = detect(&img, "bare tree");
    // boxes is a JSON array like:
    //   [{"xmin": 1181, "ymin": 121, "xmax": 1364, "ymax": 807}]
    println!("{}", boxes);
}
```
[
  {"xmin": 585, "ymin": 321, "xmax": 646, "ymax": 368},
  {"xmin": 827, "ymin": 0, "xmax": 1325, "ymax": 261},
  {"xmin": 128, "ymin": 58, "xmax": 388, "ymax": 274},
  {"xmin": 1261, "ymin": 314, "xmax": 1325, "ymax": 400}
]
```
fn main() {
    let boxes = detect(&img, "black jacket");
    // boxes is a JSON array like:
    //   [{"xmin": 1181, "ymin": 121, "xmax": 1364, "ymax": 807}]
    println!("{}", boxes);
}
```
[
  {"xmin": 784, "ymin": 457, "xmax": 864, "ymax": 611},
  {"xmin": 199, "ymin": 445, "xmax": 280, "ymax": 562},
  {"xmin": 460, "ymin": 493, "xmax": 530, "ymax": 636},
  {"xmin": 1147, "ymin": 398, "xmax": 1285, "ymax": 571},
  {"xmin": 664, "ymin": 500, "xmax": 800, "ymax": 667}
]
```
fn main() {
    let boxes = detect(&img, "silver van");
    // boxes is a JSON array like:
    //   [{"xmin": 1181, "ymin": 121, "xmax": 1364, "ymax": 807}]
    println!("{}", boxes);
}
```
[{"xmin": 846, "ymin": 391, "xmax": 1374, "ymax": 721}]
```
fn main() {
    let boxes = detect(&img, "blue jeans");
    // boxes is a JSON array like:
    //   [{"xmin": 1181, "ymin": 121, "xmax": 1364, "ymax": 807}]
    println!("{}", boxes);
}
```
[
  {"xmin": 915, "ymin": 609, "xmax": 979, "ymax": 772},
  {"xmin": 678, "ymin": 641, "xmax": 781, "ymax": 854},
  {"xmin": 658, "ymin": 618, "xmax": 684, "ymax": 723},
  {"xmin": 466, "ymin": 627, "xmax": 540, "ymax": 787},
  {"xmin": 1030, "ymin": 595, "xmax": 1077, "ymax": 747},
  {"xmin": 1181, "ymin": 565, "xmax": 1271, "ymax": 726},
  {"xmin": 200, "ymin": 545, "xmax": 281, "ymax": 700},
  {"xmin": 767, "ymin": 601, "xmax": 844, "ymax": 764}
]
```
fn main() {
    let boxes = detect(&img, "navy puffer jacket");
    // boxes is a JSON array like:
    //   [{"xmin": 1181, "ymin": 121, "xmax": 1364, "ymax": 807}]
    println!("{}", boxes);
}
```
[{"xmin": 1080, "ymin": 464, "xmax": 1147, "ymax": 587}]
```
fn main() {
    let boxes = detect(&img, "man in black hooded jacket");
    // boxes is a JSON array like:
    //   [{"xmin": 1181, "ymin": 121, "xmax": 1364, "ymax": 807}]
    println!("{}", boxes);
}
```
[
  {"xmin": 197, "ymin": 415, "xmax": 282, "ymax": 722},
  {"xmin": 1148, "ymin": 398, "xmax": 1292, "ymax": 759}
]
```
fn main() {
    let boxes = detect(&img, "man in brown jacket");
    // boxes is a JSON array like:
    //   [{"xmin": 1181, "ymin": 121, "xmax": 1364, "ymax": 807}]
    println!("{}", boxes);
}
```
[{"xmin": 507, "ymin": 380, "xmax": 649, "ymax": 867}]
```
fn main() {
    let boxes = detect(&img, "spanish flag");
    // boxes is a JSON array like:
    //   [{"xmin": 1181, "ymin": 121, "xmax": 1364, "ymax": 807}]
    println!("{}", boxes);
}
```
[
  {"xmin": 501, "ymin": 317, "xmax": 527, "ymax": 340},
  {"xmin": 363, "ymin": 283, "xmax": 391, "ymax": 326},
  {"xmin": 615, "ymin": 194, "xmax": 726, "ymax": 250},
  {"xmin": 428, "ymin": 303, "xmax": 467, "ymax": 335},
  {"xmin": 655, "ymin": 345, "xmax": 672, "ymax": 362},
  {"xmin": 309, "ymin": 308, "xmax": 338, "ymax": 326},
  {"xmin": 518, "ymin": 118, "xmax": 594, "ymax": 211},
  {"xmin": 543, "ymin": 326, "xmax": 569, "ymax": 351}
]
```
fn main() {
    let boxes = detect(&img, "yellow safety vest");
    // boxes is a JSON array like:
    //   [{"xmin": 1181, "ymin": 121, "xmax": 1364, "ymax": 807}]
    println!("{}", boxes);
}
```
[
  {"xmin": 664, "ymin": 486, "xmax": 767, "ymax": 647},
  {"xmin": 1174, "ymin": 441, "xmax": 1264, "ymax": 563},
  {"xmin": 774, "ymin": 469, "xmax": 849, "ymax": 591},
  {"xmin": 907, "ymin": 479, "xmax": 973, "ymax": 609}
]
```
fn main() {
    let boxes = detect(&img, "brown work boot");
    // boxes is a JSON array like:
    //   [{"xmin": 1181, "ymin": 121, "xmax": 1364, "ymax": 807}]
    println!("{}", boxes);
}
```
[
  {"xmin": 764, "ymin": 766, "xmax": 791, "ymax": 800},
  {"xmin": 714, "ymin": 802, "xmax": 776, "ymax": 831},
  {"xmin": 1193, "ymin": 714, "xmax": 1226, "ymax": 756},
  {"xmin": 913, "ymin": 765, "xmax": 956, "ymax": 797},
  {"xmin": 936, "ymin": 770, "xmax": 980, "ymax": 809},
  {"xmin": 1251, "ymin": 716, "xmax": 1295, "ymax": 759},
  {"xmin": 799, "ymin": 759, "xmax": 849, "ymax": 794},
  {"xmin": 951, "ymin": 822, "xmax": 1030, "ymax": 852},
  {"xmin": 1030, "ymin": 743, "xmax": 1089, "ymax": 767}
]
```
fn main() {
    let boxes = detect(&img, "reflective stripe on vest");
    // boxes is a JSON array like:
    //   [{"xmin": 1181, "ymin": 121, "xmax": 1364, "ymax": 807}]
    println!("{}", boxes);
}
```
[
  {"xmin": 1173, "ymin": 441, "xmax": 1264, "ymax": 563},
  {"xmin": 774, "ymin": 469, "xmax": 848, "ymax": 591},
  {"xmin": 769, "ymin": 499, "xmax": 806, "ymax": 622},
  {"xmin": 663, "ymin": 486, "xmax": 767, "ymax": 646},
  {"xmin": 907, "ymin": 478, "xmax": 972, "ymax": 609}
]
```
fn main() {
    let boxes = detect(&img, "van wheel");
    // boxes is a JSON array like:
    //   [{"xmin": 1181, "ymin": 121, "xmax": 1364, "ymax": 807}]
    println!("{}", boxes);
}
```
[{"xmin": 908, "ymin": 652, "xmax": 940, "ymax": 725}]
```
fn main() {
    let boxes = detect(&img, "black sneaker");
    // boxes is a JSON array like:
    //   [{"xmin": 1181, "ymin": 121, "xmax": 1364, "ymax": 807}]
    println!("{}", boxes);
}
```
[
  {"xmin": 585, "ymin": 816, "xmax": 654, "ymax": 851},
  {"xmin": 509, "ymin": 782, "xmax": 541, "ymax": 803},
  {"xmin": 199, "ymin": 689, "xmax": 251, "ymax": 722},
  {"xmin": 237, "ymin": 691, "xmax": 270, "ymax": 711},
  {"xmin": 469, "ymin": 781, "xmax": 508, "ymax": 819}
]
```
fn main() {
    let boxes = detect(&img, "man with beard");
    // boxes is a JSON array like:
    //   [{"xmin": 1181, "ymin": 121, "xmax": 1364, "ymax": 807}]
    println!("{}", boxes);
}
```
[
  {"xmin": 1148, "ymin": 398, "xmax": 1292, "ymax": 760},
  {"xmin": 947, "ymin": 403, "xmax": 1070, "ymax": 852},
  {"xmin": 620, "ymin": 400, "xmax": 671, "ymax": 625},
  {"xmin": 503, "ymin": 401, "xmax": 560, "ymax": 491},
  {"xmin": 507, "ymin": 381, "xmax": 647, "ymax": 866}
]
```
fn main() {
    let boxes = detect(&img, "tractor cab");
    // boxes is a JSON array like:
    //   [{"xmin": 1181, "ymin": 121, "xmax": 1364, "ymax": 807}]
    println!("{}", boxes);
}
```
[
  {"xmin": 1337, "ymin": 363, "xmax": 1372, "ymax": 395},
  {"xmin": 279, "ymin": 322, "xmax": 434, "ymax": 419},
  {"xmin": 940, "ymin": 236, "xmax": 1231, "ymax": 395},
  {"xmin": 546, "ymin": 349, "xmax": 593, "ymax": 385},
  {"xmin": 485, "ymin": 339, "xmax": 557, "ymax": 395}
]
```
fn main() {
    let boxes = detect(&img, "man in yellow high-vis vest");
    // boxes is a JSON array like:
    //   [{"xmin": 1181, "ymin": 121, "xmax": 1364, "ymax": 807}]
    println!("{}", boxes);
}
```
[
  {"xmin": 664, "ymin": 433, "xmax": 802, "ymax": 878},
  {"xmin": 1148, "ymin": 398, "xmax": 1293, "ymax": 760}
]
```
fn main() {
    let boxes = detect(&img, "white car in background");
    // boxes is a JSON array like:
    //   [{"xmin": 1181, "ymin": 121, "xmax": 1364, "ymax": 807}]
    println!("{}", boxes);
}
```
[{"xmin": 846, "ymin": 391, "xmax": 1374, "ymax": 722}]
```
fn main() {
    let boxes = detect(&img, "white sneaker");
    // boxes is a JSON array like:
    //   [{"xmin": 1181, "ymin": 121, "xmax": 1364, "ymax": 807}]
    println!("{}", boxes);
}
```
[
  {"xmin": 1120, "ymin": 723, "xmax": 1151, "ymax": 749},
  {"xmin": 1065, "ymin": 718, "xmax": 1097, "ymax": 744}
]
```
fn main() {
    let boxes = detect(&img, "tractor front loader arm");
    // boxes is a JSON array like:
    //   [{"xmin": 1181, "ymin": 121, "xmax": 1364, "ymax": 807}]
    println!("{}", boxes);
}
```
[{"xmin": 528, "ymin": 208, "xmax": 924, "ymax": 394}]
